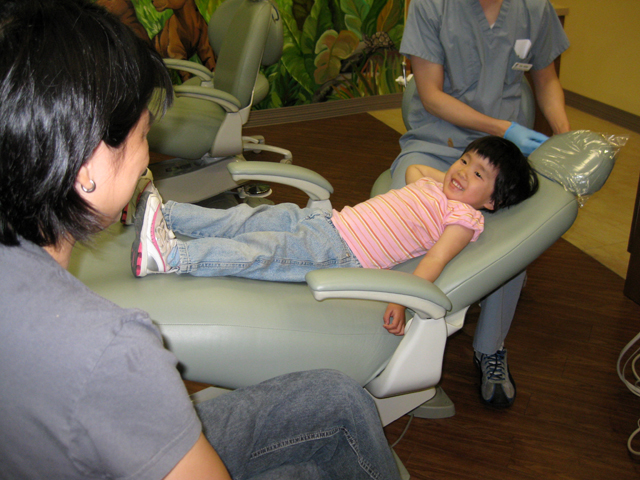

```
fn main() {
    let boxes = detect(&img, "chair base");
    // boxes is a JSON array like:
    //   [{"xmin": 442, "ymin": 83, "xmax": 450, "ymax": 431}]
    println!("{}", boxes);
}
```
[
  {"xmin": 409, "ymin": 386, "xmax": 455, "ymax": 419},
  {"xmin": 243, "ymin": 135, "xmax": 293, "ymax": 164}
]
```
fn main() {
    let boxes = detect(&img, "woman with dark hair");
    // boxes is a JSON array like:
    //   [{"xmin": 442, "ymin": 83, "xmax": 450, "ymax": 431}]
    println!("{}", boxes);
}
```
[{"xmin": 0, "ymin": 1, "xmax": 402, "ymax": 479}]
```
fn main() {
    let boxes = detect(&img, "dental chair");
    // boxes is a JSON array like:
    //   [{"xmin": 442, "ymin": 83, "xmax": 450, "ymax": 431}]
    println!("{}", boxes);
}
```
[
  {"xmin": 147, "ymin": 0, "xmax": 291, "ymax": 205},
  {"xmin": 69, "ymin": 125, "xmax": 620, "ymax": 427}
]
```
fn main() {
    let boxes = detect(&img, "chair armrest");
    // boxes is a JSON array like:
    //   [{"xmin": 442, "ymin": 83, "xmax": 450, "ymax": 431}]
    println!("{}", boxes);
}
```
[
  {"xmin": 307, "ymin": 268, "xmax": 453, "ymax": 398},
  {"xmin": 163, "ymin": 58, "xmax": 214, "ymax": 86},
  {"xmin": 228, "ymin": 161, "xmax": 334, "ymax": 201},
  {"xmin": 173, "ymin": 85, "xmax": 241, "ymax": 113},
  {"xmin": 306, "ymin": 268, "xmax": 452, "ymax": 319}
]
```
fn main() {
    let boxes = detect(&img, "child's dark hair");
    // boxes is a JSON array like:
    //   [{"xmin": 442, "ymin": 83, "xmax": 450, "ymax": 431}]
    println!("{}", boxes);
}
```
[{"xmin": 463, "ymin": 136, "xmax": 539, "ymax": 211}]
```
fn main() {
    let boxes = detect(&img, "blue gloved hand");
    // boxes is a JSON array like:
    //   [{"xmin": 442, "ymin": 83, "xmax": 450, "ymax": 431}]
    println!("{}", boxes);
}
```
[{"xmin": 504, "ymin": 122, "xmax": 549, "ymax": 156}]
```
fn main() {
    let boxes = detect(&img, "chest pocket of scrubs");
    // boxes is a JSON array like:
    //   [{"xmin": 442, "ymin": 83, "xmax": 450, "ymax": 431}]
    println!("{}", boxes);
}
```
[{"xmin": 505, "ymin": 41, "xmax": 532, "ymax": 85}]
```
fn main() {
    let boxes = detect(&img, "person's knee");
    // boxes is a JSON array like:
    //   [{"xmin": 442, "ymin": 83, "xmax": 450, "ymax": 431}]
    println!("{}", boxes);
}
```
[
  {"xmin": 292, "ymin": 369, "xmax": 370, "ymax": 403},
  {"xmin": 294, "ymin": 369, "xmax": 359, "ymax": 391}
]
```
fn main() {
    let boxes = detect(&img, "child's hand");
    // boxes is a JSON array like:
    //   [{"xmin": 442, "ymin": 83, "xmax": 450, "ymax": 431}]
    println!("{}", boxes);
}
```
[{"xmin": 383, "ymin": 303, "xmax": 407, "ymax": 336}]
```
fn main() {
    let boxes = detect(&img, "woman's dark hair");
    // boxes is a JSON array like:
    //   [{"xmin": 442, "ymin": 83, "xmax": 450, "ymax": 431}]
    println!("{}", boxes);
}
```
[
  {"xmin": 463, "ymin": 136, "xmax": 539, "ymax": 211},
  {"xmin": 0, "ymin": 0, "xmax": 173, "ymax": 247}
]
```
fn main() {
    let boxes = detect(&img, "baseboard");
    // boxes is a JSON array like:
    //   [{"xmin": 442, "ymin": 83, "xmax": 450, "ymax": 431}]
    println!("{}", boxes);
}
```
[
  {"xmin": 245, "ymin": 93, "xmax": 403, "ymax": 128},
  {"xmin": 564, "ymin": 90, "xmax": 640, "ymax": 134}
]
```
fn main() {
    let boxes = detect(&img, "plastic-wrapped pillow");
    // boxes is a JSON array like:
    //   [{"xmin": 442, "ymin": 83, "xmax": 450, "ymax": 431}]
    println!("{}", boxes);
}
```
[{"xmin": 529, "ymin": 130, "xmax": 627, "ymax": 204}]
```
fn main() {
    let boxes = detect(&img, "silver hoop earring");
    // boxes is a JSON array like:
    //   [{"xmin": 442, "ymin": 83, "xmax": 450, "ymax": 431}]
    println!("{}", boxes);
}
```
[{"xmin": 81, "ymin": 179, "xmax": 96, "ymax": 193}]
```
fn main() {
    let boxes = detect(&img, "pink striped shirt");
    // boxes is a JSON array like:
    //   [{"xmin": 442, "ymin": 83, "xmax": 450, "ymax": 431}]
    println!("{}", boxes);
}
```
[{"xmin": 331, "ymin": 177, "xmax": 484, "ymax": 269}]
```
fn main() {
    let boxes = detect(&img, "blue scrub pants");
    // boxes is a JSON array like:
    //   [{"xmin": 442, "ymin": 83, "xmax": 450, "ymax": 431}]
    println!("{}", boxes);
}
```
[
  {"xmin": 390, "ymin": 148, "xmax": 526, "ymax": 355},
  {"xmin": 195, "ymin": 370, "xmax": 402, "ymax": 479}
]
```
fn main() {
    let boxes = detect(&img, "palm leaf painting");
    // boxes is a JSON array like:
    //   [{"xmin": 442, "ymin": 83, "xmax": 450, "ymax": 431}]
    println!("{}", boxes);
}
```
[{"xmin": 96, "ymin": 0, "xmax": 405, "ymax": 109}]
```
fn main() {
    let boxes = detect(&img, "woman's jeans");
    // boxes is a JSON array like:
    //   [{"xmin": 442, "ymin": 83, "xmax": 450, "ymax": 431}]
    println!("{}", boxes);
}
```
[
  {"xmin": 163, "ymin": 201, "xmax": 361, "ymax": 281},
  {"xmin": 195, "ymin": 370, "xmax": 402, "ymax": 480}
]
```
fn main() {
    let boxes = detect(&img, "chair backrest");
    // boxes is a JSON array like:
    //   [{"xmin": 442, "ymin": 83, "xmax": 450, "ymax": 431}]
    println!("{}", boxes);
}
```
[
  {"xmin": 401, "ymin": 75, "xmax": 536, "ymax": 131},
  {"xmin": 208, "ymin": 0, "xmax": 283, "ymax": 107}
]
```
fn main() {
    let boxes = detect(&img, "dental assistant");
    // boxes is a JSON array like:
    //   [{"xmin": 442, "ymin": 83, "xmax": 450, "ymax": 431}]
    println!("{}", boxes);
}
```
[{"xmin": 389, "ymin": 0, "xmax": 571, "ymax": 408}]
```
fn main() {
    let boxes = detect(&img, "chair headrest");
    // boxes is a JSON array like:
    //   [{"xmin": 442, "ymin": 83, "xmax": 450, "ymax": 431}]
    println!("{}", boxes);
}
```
[
  {"xmin": 529, "ymin": 130, "xmax": 628, "ymax": 201},
  {"xmin": 209, "ymin": 0, "xmax": 283, "ymax": 66}
]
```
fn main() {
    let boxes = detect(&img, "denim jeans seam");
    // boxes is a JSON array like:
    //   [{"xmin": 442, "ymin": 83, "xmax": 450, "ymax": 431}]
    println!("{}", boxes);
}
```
[
  {"xmin": 250, "ymin": 426, "xmax": 380, "ymax": 479},
  {"xmin": 184, "ymin": 255, "xmax": 356, "ymax": 270},
  {"xmin": 250, "ymin": 427, "xmax": 341, "ymax": 459},
  {"xmin": 341, "ymin": 426, "xmax": 380, "ymax": 480}
]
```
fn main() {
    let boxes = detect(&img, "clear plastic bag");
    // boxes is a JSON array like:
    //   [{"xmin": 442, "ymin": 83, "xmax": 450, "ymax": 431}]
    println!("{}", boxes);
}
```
[{"xmin": 528, "ymin": 130, "xmax": 628, "ymax": 206}]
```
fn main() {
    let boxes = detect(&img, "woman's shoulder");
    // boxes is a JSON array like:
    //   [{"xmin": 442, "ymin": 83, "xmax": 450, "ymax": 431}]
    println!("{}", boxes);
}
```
[
  {"xmin": 0, "ymin": 240, "xmax": 196, "ymax": 478},
  {"xmin": 0, "ymin": 239, "xmax": 161, "ymax": 372}
]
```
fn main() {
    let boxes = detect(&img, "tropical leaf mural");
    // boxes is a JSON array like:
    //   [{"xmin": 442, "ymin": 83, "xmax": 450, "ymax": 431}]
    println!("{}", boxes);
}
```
[{"xmin": 97, "ymin": 0, "xmax": 405, "ymax": 109}]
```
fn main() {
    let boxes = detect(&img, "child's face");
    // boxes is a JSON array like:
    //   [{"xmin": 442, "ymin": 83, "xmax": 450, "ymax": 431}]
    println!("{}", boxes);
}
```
[{"xmin": 443, "ymin": 151, "xmax": 497, "ymax": 210}]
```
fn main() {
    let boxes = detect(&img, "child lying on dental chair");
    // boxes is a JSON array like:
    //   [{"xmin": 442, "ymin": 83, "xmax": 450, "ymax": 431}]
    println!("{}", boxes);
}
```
[{"xmin": 132, "ymin": 135, "xmax": 538, "ymax": 335}]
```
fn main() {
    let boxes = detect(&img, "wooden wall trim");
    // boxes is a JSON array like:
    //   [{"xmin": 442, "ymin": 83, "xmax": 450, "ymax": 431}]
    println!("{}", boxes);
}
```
[{"xmin": 564, "ymin": 89, "xmax": 640, "ymax": 134}]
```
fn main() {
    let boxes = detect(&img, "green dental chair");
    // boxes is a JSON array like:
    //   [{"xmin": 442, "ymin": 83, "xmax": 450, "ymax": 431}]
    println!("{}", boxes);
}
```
[
  {"xmin": 147, "ymin": 0, "xmax": 291, "ymax": 204},
  {"xmin": 69, "ymin": 123, "xmax": 620, "ymax": 427}
]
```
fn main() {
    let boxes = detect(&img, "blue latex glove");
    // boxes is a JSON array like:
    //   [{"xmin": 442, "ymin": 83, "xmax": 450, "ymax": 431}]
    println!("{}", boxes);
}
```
[{"xmin": 504, "ymin": 122, "xmax": 549, "ymax": 156}]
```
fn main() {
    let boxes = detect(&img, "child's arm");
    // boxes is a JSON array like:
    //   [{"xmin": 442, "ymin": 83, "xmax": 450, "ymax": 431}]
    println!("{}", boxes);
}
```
[
  {"xmin": 383, "ymin": 224, "xmax": 475, "ymax": 335},
  {"xmin": 405, "ymin": 164, "xmax": 446, "ymax": 185}
]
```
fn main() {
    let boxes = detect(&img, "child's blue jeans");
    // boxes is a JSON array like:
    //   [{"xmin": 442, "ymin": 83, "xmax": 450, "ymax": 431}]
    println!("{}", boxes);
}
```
[
  {"xmin": 196, "ymin": 369, "xmax": 402, "ymax": 479},
  {"xmin": 163, "ymin": 201, "xmax": 361, "ymax": 281}
]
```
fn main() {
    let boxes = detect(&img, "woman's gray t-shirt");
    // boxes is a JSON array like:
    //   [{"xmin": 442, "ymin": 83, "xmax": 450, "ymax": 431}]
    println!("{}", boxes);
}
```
[{"xmin": 0, "ymin": 239, "xmax": 201, "ymax": 479}]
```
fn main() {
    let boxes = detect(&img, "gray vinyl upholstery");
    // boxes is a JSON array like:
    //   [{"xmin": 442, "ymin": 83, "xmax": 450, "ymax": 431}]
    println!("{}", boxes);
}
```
[{"xmin": 69, "ymin": 229, "xmax": 402, "ymax": 388}]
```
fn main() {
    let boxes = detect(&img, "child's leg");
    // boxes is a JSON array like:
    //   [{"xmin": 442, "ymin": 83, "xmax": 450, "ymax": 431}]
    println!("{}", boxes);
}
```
[
  {"xmin": 173, "ymin": 207, "xmax": 361, "ymax": 281},
  {"xmin": 163, "ymin": 201, "xmax": 322, "ymax": 239}
]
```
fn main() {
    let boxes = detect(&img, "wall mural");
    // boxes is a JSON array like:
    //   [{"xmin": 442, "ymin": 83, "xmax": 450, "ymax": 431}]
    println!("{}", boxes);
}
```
[{"xmin": 96, "ymin": 0, "xmax": 405, "ymax": 110}]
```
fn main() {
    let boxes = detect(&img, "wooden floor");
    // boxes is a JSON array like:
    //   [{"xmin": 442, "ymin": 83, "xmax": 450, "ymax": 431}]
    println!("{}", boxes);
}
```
[{"xmin": 184, "ymin": 113, "xmax": 640, "ymax": 479}]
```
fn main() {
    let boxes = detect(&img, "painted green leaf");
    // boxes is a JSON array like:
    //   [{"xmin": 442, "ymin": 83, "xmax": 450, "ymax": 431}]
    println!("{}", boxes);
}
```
[
  {"xmin": 376, "ymin": 0, "xmax": 402, "ymax": 33},
  {"xmin": 278, "ymin": 1, "xmax": 317, "ymax": 95},
  {"xmin": 315, "ymin": 29, "xmax": 359, "ymax": 57},
  {"xmin": 300, "ymin": 0, "xmax": 334, "ymax": 55},
  {"xmin": 387, "ymin": 24, "xmax": 404, "ymax": 48},
  {"xmin": 314, "ymin": 30, "xmax": 359, "ymax": 84},
  {"xmin": 314, "ymin": 51, "xmax": 343, "ymax": 84},
  {"xmin": 282, "ymin": 44, "xmax": 317, "ymax": 96},
  {"xmin": 361, "ymin": 0, "xmax": 388, "ymax": 36},
  {"xmin": 131, "ymin": 0, "xmax": 171, "ymax": 39},
  {"xmin": 344, "ymin": 14, "xmax": 363, "ymax": 38},
  {"xmin": 327, "ymin": 0, "xmax": 347, "ymax": 33},
  {"xmin": 340, "ymin": 0, "xmax": 371, "ymax": 22},
  {"xmin": 292, "ymin": 0, "xmax": 315, "ymax": 31}
]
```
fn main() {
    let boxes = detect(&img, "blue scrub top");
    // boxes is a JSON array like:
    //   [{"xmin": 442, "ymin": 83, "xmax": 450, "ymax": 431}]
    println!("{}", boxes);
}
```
[{"xmin": 399, "ymin": 0, "xmax": 569, "ymax": 151}]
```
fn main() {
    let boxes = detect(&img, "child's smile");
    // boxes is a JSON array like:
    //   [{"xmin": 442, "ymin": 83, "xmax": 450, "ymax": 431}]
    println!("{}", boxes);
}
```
[{"xmin": 443, "ymin": 151, "xmax": 498, "ymax": 210}]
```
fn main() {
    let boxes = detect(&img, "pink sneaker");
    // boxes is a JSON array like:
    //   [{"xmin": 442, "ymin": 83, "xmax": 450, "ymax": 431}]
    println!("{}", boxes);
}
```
[
  {"xmin": 131, "ymin": 190, "xmax": 178, "ymax": 277},
  {"xmin": 121, "ymin": 168, "xmax": 158, "ymax": 226}
]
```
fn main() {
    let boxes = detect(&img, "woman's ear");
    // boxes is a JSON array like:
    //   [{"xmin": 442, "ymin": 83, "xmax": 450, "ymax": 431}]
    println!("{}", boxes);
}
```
[
  {"xmin": 75, "ymin": 141, "xmax": 111, "ymax": 197},
  {"xmin": 75, "ymin": 162, "xmax": 94, "ymax": 197}
]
